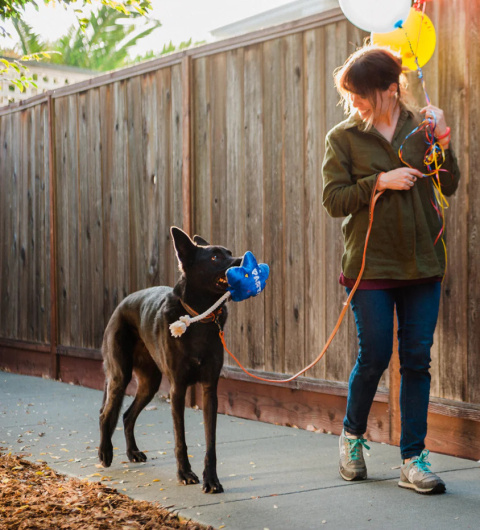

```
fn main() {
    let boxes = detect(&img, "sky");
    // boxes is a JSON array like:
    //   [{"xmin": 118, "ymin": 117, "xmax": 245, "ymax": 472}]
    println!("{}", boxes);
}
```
[{"xmin": 1, "ymin": 0, "xmax": 295, "ymax": 56}]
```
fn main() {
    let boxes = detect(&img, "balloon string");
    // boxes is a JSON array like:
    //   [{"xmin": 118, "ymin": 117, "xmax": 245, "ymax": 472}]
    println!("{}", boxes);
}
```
[
  {"xmin": 395, "ymin": 5, "xmax": 431, "ymax": 105},
  {"xmin": 402, "ymin": 31, "xmax": 431, "ymax": 105},
  {"xmin": 398, "ymin": 119, "xmax": 449, "ymax": 261},
  {"xmin": 396, "ymin": 3, "xmax": 448, "ymax": 253}
]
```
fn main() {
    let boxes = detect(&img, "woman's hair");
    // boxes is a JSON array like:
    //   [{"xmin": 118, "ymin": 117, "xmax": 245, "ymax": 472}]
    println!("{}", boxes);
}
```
[{"xmin": 334, "ymin": 45, "xmax": 409, "ymax": 125}]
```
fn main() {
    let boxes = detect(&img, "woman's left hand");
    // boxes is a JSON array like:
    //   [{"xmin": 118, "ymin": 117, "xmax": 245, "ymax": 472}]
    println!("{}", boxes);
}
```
[{"xmin": 420, "ymin": 104, "xmax": 449, "ymax": 138}]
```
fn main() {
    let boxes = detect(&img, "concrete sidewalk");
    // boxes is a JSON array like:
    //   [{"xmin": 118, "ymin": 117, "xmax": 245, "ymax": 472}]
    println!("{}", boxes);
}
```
[{"xmin": 1, "ymin": 372, "xmax": 479, "ymax": 529}]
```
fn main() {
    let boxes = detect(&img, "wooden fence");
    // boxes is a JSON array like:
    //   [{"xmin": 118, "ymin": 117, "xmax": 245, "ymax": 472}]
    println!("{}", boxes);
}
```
[{"xmin": 1, "ymin": 1, "xmax": 479, "ymax": 459}]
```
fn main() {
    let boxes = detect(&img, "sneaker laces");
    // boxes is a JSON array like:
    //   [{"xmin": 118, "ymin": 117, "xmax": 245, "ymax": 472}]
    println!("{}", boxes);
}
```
[
  {"xmin": 410, "ymin": 450, "xmax": 432, "ymax": 474},
  {"xmin": 346, "ymin": 436, "xmax": 370, "ymax": 461}
]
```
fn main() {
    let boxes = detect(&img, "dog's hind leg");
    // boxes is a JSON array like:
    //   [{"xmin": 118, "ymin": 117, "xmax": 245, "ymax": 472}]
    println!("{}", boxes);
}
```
[
  {"xmin": 98, "ymin": 324, "xmax": 134, "ymax": 468},
  {"xmin": 123, "ymin": 343, "xmax": 162, "ymax": 463},
  {"xmin": 171, "ymin": 383, "xmax": 200, "ymax": 485}
]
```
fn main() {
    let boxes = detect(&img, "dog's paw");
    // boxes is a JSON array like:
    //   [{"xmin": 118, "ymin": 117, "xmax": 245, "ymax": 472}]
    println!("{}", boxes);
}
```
[
  {"xmin": 177, "ymin": 469, "xmax": 200, "ymax": 485},
  {"xmin": 98, "ymin": 444, "xmax": 113, "ymax": 468},
  {"xmin": 202, "ymin": 473, "xmax": 224, "ymax": 494},
  {"xmin": 127, "ymin": 450, "xmax": 147, "ymax": 463}
]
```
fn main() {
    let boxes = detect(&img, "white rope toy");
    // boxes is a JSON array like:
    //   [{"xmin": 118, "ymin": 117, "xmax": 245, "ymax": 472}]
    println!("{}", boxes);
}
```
[{"xmin": 169, "ymin": 291, "xmax": 231, "ymax": 338}]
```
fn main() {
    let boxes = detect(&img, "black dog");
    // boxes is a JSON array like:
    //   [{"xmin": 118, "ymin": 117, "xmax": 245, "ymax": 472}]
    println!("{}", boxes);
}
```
[{"xmin": 98, "ymin": 227, "xmax": 241, "ymax": 493}]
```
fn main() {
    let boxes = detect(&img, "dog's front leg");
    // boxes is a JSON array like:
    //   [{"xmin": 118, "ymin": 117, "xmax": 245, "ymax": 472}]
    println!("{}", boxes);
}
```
[
  {"xmin": 202, "ymin": 382, "xmax": 223, "ymax": 493},
  {"xmin": 170, "ymin": 384, "xmax": 199, "ymax": 485}
]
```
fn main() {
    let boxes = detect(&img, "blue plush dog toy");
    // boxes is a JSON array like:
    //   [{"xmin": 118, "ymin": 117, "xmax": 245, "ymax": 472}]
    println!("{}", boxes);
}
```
[
  {"xmin": 226, "ymin": 251, "xmax": 269, "ymax": 302},
  {"xmin": 169, "ymin": 251, "xmax": 269, "ymax": 337}
]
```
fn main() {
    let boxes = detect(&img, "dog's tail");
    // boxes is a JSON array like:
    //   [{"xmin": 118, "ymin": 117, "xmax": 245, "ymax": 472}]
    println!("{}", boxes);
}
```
[{"xmin": 100, "ymin": 316, "xmax": 136, "ymax": 433}]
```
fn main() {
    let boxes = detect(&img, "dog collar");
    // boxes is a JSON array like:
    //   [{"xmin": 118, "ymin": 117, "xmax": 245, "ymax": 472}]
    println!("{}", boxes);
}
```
[{"xmin": 179, "ymin": 300, "xmax": 224, "ymax": 327}]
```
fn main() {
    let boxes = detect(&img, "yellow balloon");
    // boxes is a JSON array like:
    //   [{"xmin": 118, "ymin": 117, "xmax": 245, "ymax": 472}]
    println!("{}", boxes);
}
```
[{"xmin": 371, "ymin": 8, "xmax": 436, "ymax": 71}]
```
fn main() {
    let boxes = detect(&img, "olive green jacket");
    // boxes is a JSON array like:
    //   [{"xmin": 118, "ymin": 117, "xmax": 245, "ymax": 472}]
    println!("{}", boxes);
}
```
[{"xmin": 322, "ymin": 106, "xmax": 460, "ymax": 280}]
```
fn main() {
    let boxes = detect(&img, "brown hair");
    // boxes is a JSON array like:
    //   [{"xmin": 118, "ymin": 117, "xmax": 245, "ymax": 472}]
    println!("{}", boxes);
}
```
[{"xmin": 334, "ymin": 45, "xmax": 408, "ymax": 125}]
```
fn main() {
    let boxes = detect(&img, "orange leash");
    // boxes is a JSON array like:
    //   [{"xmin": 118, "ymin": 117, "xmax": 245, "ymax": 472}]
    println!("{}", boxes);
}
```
[{"xmin": 220, "ymin": 185, "xmax": 385, "ymax": 384}]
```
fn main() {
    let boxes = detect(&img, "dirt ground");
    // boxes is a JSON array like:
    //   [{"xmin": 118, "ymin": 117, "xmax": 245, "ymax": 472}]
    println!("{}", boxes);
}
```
[{"xmin": 0, "ymin": 451, "xmax": 213, "ymax": 530}]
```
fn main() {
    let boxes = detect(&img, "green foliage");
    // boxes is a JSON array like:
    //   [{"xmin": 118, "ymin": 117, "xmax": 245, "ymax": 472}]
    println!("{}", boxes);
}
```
[
  {"xmin": 43, "ymin": 5, "xmax": 161, "ymax": 71},
  {"xmin": 0, "ymin": 0, "xmax": 30, "ymax": 20},
  {"xmin": 128, "ymin": 39, "xmax": 205, "ymax": 66},
  {"xmin": 0, "ymin": 1, "xmax": 152, "ymax": 21},
  {"xmin": 1, "ymin": 0, "xmax": 153, "ymax": 95},
  {"xmin": 3, "ymin": 4, "xmax": 163, "ymax": 73},
  {"xmin": 10, "ymin": 17, "xmax": 45, "ymax": 55},
  {"xmin": 1, "ymin": 0, "xmax": 197, "ymax": 100},
  {"xmin": 0, "ymin": 56, "xmax": 37, "ymax": 92}
]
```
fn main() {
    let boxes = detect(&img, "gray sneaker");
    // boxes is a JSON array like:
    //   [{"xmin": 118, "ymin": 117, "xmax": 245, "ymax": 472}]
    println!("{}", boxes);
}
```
[
  {"xmin": 398, "ymin": 450, "xmax": 446, "ymax": 494},
  {"xmin": 339, "ymin": 429, "xmax": 370, "ymax": 481}
]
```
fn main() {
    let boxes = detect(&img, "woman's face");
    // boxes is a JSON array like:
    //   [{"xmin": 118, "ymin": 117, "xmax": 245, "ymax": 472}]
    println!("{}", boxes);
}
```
[{"xmin": 349, "ymin": 88, "xmax": 393, "ymax": 121}]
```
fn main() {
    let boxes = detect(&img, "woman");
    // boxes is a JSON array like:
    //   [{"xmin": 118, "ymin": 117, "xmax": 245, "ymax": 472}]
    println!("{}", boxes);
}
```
[{"xmin": 322, "ymin": 45, "xmax": 460, "ymax": 494}]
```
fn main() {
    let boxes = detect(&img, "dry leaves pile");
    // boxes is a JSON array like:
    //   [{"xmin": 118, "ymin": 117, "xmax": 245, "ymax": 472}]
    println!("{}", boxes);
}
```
[{"xmin": 0, "ymin": 452, "xmax": 212, "ymax": 530}]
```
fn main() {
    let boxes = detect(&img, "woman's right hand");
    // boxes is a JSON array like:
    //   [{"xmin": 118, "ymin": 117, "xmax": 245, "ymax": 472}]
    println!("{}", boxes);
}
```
[{"xmin": 377, "ymin": 168, "xmax": 424, "ymax": 191}]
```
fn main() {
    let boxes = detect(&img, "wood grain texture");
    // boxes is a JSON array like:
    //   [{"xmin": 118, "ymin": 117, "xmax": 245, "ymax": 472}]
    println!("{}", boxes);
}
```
[
  {"xmin": 304, "ymin": 27, "xmax": 327, "ymax": 380},
  {"xmin": 243, "ymin": 44, "xmax": 265, "ymax": 370},
  {"xmin": 155, "ymin": 68, "xmax": 174, "ymax": 285},
  {"xmin": 101, "ymin": 81, "xmax": 130, "ymax": 322},
  {"xmin": 323, "ymin": 22, "xmax": 352, "ymax": 384},
  {"xmin": 432, "ymin": 0, "xmax": 468, "ymax": 402},
  {"xmin": 224, "ymin": 47, "xmax": 248, "ymax": 368},
  {"xmin": 192, "ymin": 57, "xmax": 212, "ymax": 238},
  {"xmin": 262, "ymin": 38, "xmax": 285, "ymax": 375},
  {"xmin": 466, "ymin": 0, "xmax": 480, "ymax": 404},
  {"xmin": 171, "ymin": 63, "xmax": 185, "ymax": 281}
]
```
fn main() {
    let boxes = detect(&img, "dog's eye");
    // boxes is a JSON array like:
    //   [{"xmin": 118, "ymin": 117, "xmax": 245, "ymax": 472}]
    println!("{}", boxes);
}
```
[{"xmin": 211, "ymin": 255, "xmax": 217, "ymax": 261}]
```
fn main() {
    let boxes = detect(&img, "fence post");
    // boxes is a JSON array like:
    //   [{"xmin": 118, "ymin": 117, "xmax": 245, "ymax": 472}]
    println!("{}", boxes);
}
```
[{"xmin": 47, "ymin": 94, "xmax": 59, "ymax": 380}]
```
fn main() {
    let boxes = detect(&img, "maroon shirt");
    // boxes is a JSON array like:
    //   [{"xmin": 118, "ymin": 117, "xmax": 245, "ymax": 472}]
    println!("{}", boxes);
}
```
[{"xmin": 339, "ymin": 272, "xmax": 442, "ymax": 290}]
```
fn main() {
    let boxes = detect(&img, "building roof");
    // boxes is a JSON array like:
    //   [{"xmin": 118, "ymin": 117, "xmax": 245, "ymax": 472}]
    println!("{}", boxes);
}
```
[{"xmin": 211, "ymin": 0, "xmax": 339, "ymax": 39}]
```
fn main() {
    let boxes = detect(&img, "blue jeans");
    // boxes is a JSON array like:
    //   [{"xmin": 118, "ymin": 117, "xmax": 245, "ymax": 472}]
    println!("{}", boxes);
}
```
[{"xmin": 344, "ymin": 282, "xmax": 441, "ymax": 459}]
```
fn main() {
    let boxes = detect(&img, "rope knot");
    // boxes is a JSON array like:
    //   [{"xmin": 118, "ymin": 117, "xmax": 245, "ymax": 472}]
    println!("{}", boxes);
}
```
[
  {"xmin": 169, "ymin": 315, "xmax": 192, "ymax": 337},
  {"xmin": 169, "ymin": 291, "xmax": 231, "ymax": 338}
]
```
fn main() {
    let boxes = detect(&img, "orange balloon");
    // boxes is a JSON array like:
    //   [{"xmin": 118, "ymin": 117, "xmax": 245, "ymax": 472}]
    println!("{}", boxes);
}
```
[{"xmin": 371, "ymin": 8, "xmax": 436, "ymax": 70}]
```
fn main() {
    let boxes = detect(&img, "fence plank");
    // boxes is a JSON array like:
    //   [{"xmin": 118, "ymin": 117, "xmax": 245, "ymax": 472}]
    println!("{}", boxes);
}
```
[
  {"xmin": 467, "ymin": 0, "xmax": 480, "ymax": 403},
  {"xmin": 243, "ymin": 43, "xmax": 265, "ymax": 369},
  {"xmin": 193, "ymin": 57, "xmax": 212, "ymax": 239},
  {"xmin": 262, "ymin": 38, "xmax": 285, "ymax": 374},
  {"xmin": 322, "ymin": 22, "xmax": 352, "ymax": 383},
  {"xmin": 0, "ymin": 116, "xmax": 6, "ymax": 334},
  {"xmin": 33, "ymin": 104, "xmax": 50, "ymax": 344},
  {"xmin": 77, "ymin": 90, "xmax": 104, "ymax": 348},
  {"xmin": 18, "ymin": 110, "xmax": 29, "ymax": 340},
  {"xmin": 304, "ymin": 27, "xmax": 327, "ymax": 380},
  {"xmin": 2, "ymin": 114, "xmax": 18, "ymax": 337},
  {"xmin": 283, "ymin": 33, "xmax": 305, "ymax": 375},
  {"xmin": 434, "ymin": 0, "xmax": 469, "ymax": 401},
  {"xmin": 140, "ymin": 73, "xmax": 161, "ymax": 286},
  {"xmin": 157, "ymin": 68, "xmax": 174, "ymax": 284},
  {"xmin": 101, "ymin": 81, "xmax": 130, "ymax": 321},
  {"xmin": 55, "ymin": 96, "xmax": 73, "ymax": 347},
  {"xmin": 225, "ymin": 48, "xmax": 248, "ymax": 368},
  {"xmin": 127, "ymin": 75, "xmax": 147, "ymax": 294},
  {"xmin": 170, "ymin": 64, "xmax": 184, "ymax": 282},
  {"xmin": 210, "ymin": 53, "xmax": 228, "ymax": 246}
]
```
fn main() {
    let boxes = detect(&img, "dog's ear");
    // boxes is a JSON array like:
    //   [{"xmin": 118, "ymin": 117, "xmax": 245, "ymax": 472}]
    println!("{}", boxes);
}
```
[
  {"xmin": 171, "ymin": 227, "xmax": 196, "ymax": 270},
  {"xmin": 193, "ymin": 235, "xmax": 210, "ymax": 246}
]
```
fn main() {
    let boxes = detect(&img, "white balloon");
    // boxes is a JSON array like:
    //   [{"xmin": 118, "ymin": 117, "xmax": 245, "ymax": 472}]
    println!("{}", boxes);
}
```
[{"xmin": 339, "ymin": 0, "xmax": 412, "ymax": 33}]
